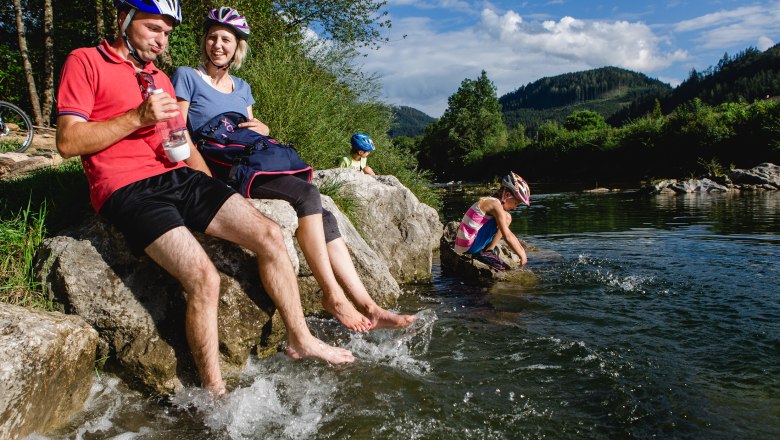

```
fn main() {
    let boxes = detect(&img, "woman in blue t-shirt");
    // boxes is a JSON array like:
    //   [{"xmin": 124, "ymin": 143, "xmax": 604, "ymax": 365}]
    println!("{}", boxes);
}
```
[{"xmin": 173, "ymin": 7, "xmax": 415, "ymax": 331}]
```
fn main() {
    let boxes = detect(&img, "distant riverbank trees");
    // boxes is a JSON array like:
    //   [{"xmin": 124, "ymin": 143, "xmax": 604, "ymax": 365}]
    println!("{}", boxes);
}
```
[{"xmin": 414, "ymin": 70, "xmax": 780, "ymax": 182}]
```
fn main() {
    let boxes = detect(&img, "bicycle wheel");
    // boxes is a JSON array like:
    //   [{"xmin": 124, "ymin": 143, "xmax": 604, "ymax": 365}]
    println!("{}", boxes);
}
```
[{"xmin": 0, "ymin": 100, "xmax": 34, "ymax": 153}]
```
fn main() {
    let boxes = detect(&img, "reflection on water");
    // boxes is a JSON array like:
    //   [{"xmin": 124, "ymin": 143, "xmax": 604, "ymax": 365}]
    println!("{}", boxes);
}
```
[{"xmin": 32, "ymin": 187, "xmax": 780, "ymax": 439}]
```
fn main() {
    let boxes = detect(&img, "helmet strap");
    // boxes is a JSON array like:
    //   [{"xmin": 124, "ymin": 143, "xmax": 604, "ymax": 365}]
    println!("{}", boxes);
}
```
[
  {"xmin": 120, "ymin": 9, "xmax": 150, "ymax": 67},
  {"xmin": 208, "ymin": 57, "xmax": 231, "ymax": 71}
]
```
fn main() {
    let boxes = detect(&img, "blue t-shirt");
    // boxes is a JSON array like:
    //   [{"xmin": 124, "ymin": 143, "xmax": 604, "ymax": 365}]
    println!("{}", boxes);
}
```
[{"xmin": 171, "ymin": 66, "xmax": 255, "ymax": 132}]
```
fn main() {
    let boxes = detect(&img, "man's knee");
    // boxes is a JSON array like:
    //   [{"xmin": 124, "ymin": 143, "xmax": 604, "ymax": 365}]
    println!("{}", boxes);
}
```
[
  {"xmin": 186, "ymin": 261, "xmax": 221, "ymax": 303},
  {"xmin": 247, "ymin": 212, "xmax": 286, "ymax": 250}
]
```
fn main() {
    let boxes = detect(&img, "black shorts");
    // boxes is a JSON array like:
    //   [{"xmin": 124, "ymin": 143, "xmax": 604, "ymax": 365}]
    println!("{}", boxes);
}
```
[
  {"xmin": 249, "ymin": 174, "xmax": 342, "ymax": 243},
  {"xmin": 100, "ymin": 168, "xmax": 237, "ymax": 255}
]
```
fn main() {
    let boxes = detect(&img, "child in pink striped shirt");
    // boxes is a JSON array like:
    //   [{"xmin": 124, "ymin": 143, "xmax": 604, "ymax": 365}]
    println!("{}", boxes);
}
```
[{"xmin": 454, "ymin": 172, "xmax": 530, "ymax": 269}]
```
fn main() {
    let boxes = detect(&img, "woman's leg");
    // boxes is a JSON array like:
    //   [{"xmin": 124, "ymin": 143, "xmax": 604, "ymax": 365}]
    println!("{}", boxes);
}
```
[
  {"xmin": 326, "ymin": 237, "xmax": 416, "ymax": 329},
  {"xmin": 297, "ymin": 214, "xmax": 371, "ymax": 331},
  {"xmin": 250, "ymin": 175, "xmax": 371, "ymax": 331}
]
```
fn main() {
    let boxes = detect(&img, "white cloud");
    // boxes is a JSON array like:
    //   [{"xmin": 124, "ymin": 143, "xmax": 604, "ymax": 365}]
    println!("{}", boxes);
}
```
[
  {"xmin": 479, "ymin": 9, "xmax": 687, "ymax": 71},
  {"xmin": 673, "ymin": 2, "xmax": 780, "ymax": 49},
  {"xmin": 361, "ymin": 2, "xmax": 780, "ymax": 117},
  {"xmin": 757, "ymin": 36, "xmax": 775, "ymax": 51}
]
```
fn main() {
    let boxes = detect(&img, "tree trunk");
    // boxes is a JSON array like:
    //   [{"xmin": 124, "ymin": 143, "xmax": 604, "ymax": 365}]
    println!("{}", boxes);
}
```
[
  {"xmin": 96, "ymin": 0, "xmax": 105, "ymax": 41},
  {"xmin": 13, "ymin": 0, "xmax": 43, "ymax": 126},
  {"xmin": 42, "ymin": 0, "xmax": 55, "ymax": 126}
]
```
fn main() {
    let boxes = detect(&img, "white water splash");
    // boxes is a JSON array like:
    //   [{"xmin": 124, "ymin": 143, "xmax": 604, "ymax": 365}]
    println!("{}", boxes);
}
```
[
  {"xmin": 170, "ymin": 361, "xmax": 340, "ymax": 439},
  {"xmin": 602, "ymin": 272, "xmax": 655, "ymax": 293},
  {"xmin": 166, "ymin": 309, "xmax": 439, "ymax": 439},
  {"xmin": 345, "ymin": 309, "xmax": 437, "ymax": 376},
  {"xmin": 576, "ymin": 253, "xmax": 657, "ymax": 293}
]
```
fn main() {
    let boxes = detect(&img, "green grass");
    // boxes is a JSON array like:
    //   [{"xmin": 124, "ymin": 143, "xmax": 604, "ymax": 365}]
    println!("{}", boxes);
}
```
[
  {"xmin": 0, "ymin": 159, "xmax": 91, "ymax": 232},
  {"xmin": 0, "ymin": 200, "xmax": 53, "ymax": 310},
  {"xmin": 0, "ymin": 159, "xmax": 91, "ymax": 310},
  {"xmin": 317, "ymin": 177, "xmax": 366, "ymax": 235},
  {"xmin": 0, "ymin": 140, "xmax": 25, "ymax": 153}
]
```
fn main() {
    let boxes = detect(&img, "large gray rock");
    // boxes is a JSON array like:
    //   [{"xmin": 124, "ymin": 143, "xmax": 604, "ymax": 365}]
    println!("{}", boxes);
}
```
[
  {"xmin": 669, "ymin": 178, "xmax": 730, "ymax": 194},
  {"xmin": 439, "ymin": 221, "xmax": 537, "ymax": 284},
  {"xmin": 313, "ymin": 169, "xmax": 443, "ymax": 282},
  {"xmin": 643, "ymin": 163, "xmax": 780, "ymax": 194},
  {"xmin": 35, "ymin": 198, "xmax": 403, "ymax": 395},
  {"xmin": 0, "ymin": 303, "xmax": 97, "ymax": 440},
  {"xmin": 728, "ymin": 162, "xmax": 780, "ymax": 188}
]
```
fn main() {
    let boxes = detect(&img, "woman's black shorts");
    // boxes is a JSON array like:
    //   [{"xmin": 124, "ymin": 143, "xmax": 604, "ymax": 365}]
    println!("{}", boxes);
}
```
[{"xmin": 249, "ymin": 174, "xmax": 342, "ymax": 243}]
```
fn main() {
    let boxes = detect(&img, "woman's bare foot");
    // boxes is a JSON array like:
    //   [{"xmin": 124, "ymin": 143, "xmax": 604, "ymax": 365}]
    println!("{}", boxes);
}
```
[
  {"xmin": 285, "ymin": 336, "xmax": 355, "ymax": 364},
  {"xmin": 364, "ymin": 305, "xmax": 416, "ymax": 330},
  {"xmin": 322, "ymin": 296, "xmax": 372, "ymax": 332}
]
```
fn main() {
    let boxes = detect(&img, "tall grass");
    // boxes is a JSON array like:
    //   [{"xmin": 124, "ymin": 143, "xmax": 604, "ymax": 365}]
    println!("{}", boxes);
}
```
[
  {"xmin": 236, "ymin": 37, "xmax": 440, "ymax": 208},
  {"xmin": 0, "ymin": 159, "xmax": 90, "ymax": 309},
  {"xmin": 0, "ymin": 201, "xmax": 52, "ymax": 310},
  {"xmin": 317, "ymin": 177, "xmax": 365, "ymax": 235}
]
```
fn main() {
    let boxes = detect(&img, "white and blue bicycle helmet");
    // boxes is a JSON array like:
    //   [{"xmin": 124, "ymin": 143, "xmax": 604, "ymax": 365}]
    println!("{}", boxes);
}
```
[{"xmin": 114, "ymin": 0, "xmax": 182, "ymax": 65}]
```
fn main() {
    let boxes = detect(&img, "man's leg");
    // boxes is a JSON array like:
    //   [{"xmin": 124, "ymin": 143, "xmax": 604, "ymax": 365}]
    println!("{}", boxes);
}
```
[
  {"xmin": 144, "ymin": 226, "xmax": 226, "ymax": 395},
  {"xmin": 205, "ymin": 194, "xmax": 354, "ymax": 364},
  {"xmin": 326, "ymin": 237, "xmax": 416, "ymax": 329},
  {"xmin": 297, "ymin": 214, "xmax": 372, "ymax": 331}
]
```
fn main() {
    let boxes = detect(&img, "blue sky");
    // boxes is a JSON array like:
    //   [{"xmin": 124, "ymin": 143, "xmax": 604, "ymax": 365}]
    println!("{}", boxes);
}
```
[{"xmin": 357, "ymin": 0, "xmax": 780, "ymax": 117}]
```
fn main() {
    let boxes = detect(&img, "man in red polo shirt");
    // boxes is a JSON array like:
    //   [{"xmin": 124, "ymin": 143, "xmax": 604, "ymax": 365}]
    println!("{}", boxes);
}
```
[{"xmin": 56, "ymin": 0, "xmax": 354, "ymax": 397}]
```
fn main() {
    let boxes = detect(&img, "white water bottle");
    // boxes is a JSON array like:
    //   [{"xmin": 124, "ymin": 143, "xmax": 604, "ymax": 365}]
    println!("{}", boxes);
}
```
[{"xmin": 150, "ymin": 89, "xmax": 190, "ymax": 162}]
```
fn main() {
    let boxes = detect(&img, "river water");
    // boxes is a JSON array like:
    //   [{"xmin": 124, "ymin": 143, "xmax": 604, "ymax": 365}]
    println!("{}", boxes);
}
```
[{"xmin": 34, "ymin": 185, "xmax": 780, "ymax": 439}]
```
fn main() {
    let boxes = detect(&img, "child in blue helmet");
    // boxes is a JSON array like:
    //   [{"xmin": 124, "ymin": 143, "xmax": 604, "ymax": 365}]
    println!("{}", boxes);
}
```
[
  {"xmin": 454, "ymin": 172, "xmax": 530, "ymax": 270},
  {"xmin": 340, "ymin": 132, "xmax": 376, "ymax": 176}
]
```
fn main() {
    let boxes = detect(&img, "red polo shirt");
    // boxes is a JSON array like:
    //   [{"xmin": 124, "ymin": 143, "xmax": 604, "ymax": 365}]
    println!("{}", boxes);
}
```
[{"xmin": 57, "ymin": 39, "xmax": 185, "ymax": 212}]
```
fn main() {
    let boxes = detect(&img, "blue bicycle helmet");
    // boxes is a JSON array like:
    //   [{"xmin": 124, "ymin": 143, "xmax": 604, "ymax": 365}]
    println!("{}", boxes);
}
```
[{"xmin": 351, "ymin": 133, "xmax": 375, "ymax": 151}]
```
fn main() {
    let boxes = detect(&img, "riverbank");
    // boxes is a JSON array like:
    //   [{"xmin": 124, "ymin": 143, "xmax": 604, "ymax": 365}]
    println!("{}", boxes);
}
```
[
  {"xmin": 0, "ymin": 169, "xmax": 442, "ymax": 439},
  {"xmin": 25, "ymin": 183, "xmax": 780, "ymax": 439}
]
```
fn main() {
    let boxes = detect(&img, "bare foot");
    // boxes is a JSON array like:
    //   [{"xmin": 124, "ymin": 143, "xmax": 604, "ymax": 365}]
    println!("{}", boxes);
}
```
[
  {"xmin": 285, "ymin": 336, "xmax": 355, "ymax": 365},
  {"xmin": 205, "ymin": 382, "xmax": 227, "ymax": 399},
  {"xmin": 365, "ymin": 305, "xmax": 416, "ymax": 330},
  {"xmin": 322, "ymin": 296, "xmax": 372, "ymax": 332}
]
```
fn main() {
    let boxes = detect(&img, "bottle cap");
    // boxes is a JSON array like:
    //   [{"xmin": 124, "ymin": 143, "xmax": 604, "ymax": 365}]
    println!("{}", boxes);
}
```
[{"xmin": 150, "ymin": 89, "xmax": 164, "ymax": 95}]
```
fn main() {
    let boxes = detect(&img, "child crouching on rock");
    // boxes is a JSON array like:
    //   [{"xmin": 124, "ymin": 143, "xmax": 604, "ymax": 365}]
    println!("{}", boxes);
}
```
[{"xmin": 453, "ymin": 172, "xmax": 530, "ymax": 270}]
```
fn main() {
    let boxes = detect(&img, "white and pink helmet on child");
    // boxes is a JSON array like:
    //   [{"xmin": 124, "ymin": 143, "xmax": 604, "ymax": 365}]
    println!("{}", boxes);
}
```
[
  {"xmin": 204, "ymin": 6, "xmax": 250, "ymax": 40},
  {"xmin": 501, "ymin": 171, "xmax": 531, "ymax": 206}
]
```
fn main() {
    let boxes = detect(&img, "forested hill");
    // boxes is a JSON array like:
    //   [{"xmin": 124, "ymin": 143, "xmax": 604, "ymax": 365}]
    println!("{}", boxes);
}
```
[
  {"xmin": 389, "ymin": 106, "xmax": 435, "ymax": 137},
  {"xmin": 610, "ymin": 44, "xmax": 780, "ymax": 124},
  {"xmin": 500, "ymin": 66, "xmax": 671, "ymax": 130}
]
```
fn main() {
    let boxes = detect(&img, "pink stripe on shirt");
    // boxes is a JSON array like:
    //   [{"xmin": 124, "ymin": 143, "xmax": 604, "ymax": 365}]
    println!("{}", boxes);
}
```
[{"xmin": 453, "ymin": 198, "xmax": 495, "ymax": 254}]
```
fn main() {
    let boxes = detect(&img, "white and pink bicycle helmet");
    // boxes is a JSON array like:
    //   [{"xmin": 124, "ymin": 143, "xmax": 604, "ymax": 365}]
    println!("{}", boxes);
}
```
[
  {"xmin": 204, "ymin": 7, "xmax": 250, "ymax": 40},
  {"xmin": 501, "ymin": 171, "xmax": 531, "ymax": 206}
]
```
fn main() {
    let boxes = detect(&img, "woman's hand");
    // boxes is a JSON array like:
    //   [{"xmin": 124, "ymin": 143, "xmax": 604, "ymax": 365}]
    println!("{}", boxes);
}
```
[{"xmin": 238, "ymin": 118, "xmax": 270, "ymax": 136}]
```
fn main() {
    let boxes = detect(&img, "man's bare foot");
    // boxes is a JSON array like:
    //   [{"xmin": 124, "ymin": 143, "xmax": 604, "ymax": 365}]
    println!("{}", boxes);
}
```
[
  {"xmin": 365, "ymin": 305, "xmax": 416, "ymax": 330},
  {"xmin": 285, "ymin": 336, "xmax": 355, "ymax": 364},
  {"xmin": 322, "ymin": 296, "xmax": 372, "ymax": 332},
  {"xmin": 205, "ymin": 382, "xmax": 227, "ymax": 399}
]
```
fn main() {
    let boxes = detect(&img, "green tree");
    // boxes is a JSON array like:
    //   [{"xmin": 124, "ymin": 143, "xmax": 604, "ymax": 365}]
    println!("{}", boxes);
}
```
[
  {"xmin": 419, "ymin": 70, "xmax": 508, "ymax": 178},
  {"xmin": 563, "ymin": 110, "xmax": 607, "ymax": 131}
]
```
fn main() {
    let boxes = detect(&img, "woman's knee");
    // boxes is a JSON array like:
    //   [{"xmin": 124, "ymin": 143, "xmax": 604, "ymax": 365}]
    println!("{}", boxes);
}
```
[{"xmin": 294, "ymin": 183, "xmax": 323, "ymax": 217}]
